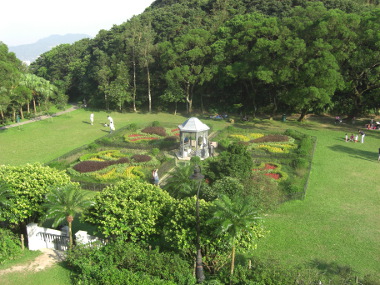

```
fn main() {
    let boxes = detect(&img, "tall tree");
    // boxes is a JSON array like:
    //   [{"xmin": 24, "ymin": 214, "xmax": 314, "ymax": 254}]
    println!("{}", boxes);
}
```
[
  {"xmin": 123, "ymin": 16, "xmax": 143, "ymax": 112},
  {"xmin": 138, "ymin": 18, "xmax": 156, "ymax": 112},
  {"xmin": 42, "ymin": 184, "xmax": 94, "ymax": 249},
  {"xmin": 160, "ymin": 29, "xmax": 214, "ymax": 113}
]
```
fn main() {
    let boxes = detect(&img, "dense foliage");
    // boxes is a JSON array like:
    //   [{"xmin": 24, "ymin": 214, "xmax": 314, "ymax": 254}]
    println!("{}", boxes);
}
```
[
  {"xmin": 0, "ymin": 163, "xmax": 72, "ymax": 224},
  {"xmin": 0, "ymin": 228, "xmax": 23, "ymax": 264},
  {"xmin": 66, "ymin": 239, "xmax": 195, "ymax": 285},
  {"xmin": 22, "ymin": 0, "xmax": 380, "ymax": 120},
  {"xmin": 83, "ymin": 179, "xmax": 173, "ymax": 242}
]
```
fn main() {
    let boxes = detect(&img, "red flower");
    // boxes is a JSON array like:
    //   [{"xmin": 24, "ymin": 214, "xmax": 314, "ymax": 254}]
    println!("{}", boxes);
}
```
[
  {"xmin": 264, "ymin": 173, "xmax": 280, "ymax": 180},
  {"xmin": 264, "ymin": 164, "xmax": 278, "ymax": 170},
  {"xmin": 129, "ymin": 134, "xmax": 143, "ymax": 137}
]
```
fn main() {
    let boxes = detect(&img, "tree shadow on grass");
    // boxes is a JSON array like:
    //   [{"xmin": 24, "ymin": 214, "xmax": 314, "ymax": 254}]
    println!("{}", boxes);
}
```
[
  {"xmin": 328, "ymin": 144, "xmax": 377, "ymax": 162},
  {"xmin": 308, "ymin": 259, "xmax": 356, "ymax": 280}
]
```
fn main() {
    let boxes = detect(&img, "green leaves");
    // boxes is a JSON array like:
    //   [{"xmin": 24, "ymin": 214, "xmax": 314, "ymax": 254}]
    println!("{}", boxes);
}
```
[
  {"xmin": 84, "ymin": 179, "xmax": 173, "ymax": 243},
  {"xmin": 0, "ymin": 163, "xmax": 72, "ymax": 224}
]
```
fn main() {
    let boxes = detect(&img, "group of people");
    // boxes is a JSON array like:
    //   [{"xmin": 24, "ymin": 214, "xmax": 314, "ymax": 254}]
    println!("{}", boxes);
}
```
[
  {"xmin": 89, "ymin": 113, "xmax": 115, "ymax": 134},
  {"xmin": 345, "ymin": 129, "xmax": 365, "ymax": 143},
  {"xmin": 366, "ymin": 119, "xmax": 380, "ymax": 130}
]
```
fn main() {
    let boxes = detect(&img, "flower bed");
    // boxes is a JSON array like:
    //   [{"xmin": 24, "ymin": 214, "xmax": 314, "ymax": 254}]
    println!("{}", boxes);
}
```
[
  {"xmin": 129, "ymin": 137, "xmax": 159, "ymax": 142},
  {"xmin": 251, "ymin": 134, "xmax": 289, "ymax": 143},
  {"xmin": 252, "ymin": 162, "xmax": 287, "ymax": 181},
  {"xmin": 141, "ymin": 126, "xmax": 167, "ymax": 137},
  {"xmin": 131, "ymin": 154, "xmax": 152, "ymax": 163},
  {"xmin": 264, "ymin": 173, "xmax": 281, "ymax": 180},
  {"xmin": 73, "ymin": 157, "xmax": 130, "ymax": 173}
]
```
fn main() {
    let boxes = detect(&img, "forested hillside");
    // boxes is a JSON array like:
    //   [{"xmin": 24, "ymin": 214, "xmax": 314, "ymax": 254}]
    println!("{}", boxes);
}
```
[{"xmin": 1, "ymin": 0, "xmax": 379, "ymax": 124}]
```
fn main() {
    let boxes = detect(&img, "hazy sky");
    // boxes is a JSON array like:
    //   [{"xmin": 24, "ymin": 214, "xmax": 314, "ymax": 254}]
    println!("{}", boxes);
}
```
[{"xmin": 0, "ymin": 0, "xmax": 155, "ymax": 46}]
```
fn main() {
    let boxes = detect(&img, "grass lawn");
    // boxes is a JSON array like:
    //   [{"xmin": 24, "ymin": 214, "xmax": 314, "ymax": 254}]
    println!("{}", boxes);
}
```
[
  {"xmin": 254, "ymin": 118, "xmax": 380, "ymax": 280},
  {"xmin": 1, "ymin": 110, "xmax": 379, "ymax": 281}
]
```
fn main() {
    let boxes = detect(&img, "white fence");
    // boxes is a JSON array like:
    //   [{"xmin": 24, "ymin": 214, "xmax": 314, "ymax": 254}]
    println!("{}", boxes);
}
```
[{"xmin": 26, "ymin": 223, "xmax": 105, "ymax": 251}]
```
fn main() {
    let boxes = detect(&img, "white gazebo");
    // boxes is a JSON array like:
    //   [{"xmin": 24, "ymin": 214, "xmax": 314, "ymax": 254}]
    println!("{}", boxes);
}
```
[{"xmin": 178, "ymin": 117, "xmax": 210, "ymax": 159}]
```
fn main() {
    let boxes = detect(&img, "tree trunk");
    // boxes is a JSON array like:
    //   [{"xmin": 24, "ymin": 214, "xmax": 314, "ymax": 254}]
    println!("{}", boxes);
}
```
[
  {"xmin": 298, "ymin": 109, "xmax": 308, "ymax": 122},
  {"xmin": 230, "ymin": 245, "xmax": 236, "ymax": 277},
  {"xmin": 19, "ymin": 107, "xmax": 24, "ymax": 119},
  {"xmin": 146, "ymin": 63, "xmax": 152, "ymax": 113},
  {"xmin": 186, "ymin": 82, "xmax": 192, "ymax": 114},
  {"xmin": 132, "ymin": 55, "xmax": 137, "ymax": 112},
  {"xmin": 33, "ymin": 98, "xmax": 37, "ymax": 114},
  {"xmin": 270, "ymin": 95, "xmax": 278, "ymax": 120}
]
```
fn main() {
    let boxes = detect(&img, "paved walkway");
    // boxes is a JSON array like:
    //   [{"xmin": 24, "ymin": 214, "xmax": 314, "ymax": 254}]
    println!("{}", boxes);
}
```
[{"xmin": 0, "ymin": 104, "xmax": 80, "ymax": 130}]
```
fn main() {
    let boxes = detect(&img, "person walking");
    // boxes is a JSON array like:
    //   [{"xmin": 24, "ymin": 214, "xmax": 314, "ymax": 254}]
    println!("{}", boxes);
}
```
[
  {"xmin": 109, "ymin": 121, "xmax": 115, "ymax": 134},
  {"xmin": 345, "ymin": 133, "xmax": 348, "ymax": 142},
  {"xmin": 378, "ymin": 148, "xmax": 380, "ymax": 162},
  {"xmin": 152, "ymin": 169, "xmax": 159, "ymax": 185},
  {"xmin": 90, "ymin": 113, "xmax": 94, "ymax": 125},
  {"xmin": 359, "ymin": 130, "xmax": 365, "ymax": 143},
  {"xmin": 107, "ymin": 115, "xmax": 113, "ymax": 125}
]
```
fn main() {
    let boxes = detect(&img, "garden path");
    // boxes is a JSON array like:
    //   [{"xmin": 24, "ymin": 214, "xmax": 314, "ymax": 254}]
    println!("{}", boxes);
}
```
[
  {"xmin": 0, "ymin": 104, "xmax": 79, "ymax": 130},
  {"xmin": 0, "ymin": 248, "xmax": 65, "ymax": 275}
]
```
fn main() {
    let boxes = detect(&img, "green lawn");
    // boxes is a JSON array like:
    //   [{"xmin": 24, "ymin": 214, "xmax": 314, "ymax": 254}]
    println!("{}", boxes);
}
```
[
  {"xmin": 0, "ymin": 108, "xmax": 204, "ymax": 165},
  {"xmin": 1, "ymin": 110, "xmax": 379, "ymax": 281},
  {"xmin": 254, "ymin": 118, "xmax": 380, "ymax": 280}
]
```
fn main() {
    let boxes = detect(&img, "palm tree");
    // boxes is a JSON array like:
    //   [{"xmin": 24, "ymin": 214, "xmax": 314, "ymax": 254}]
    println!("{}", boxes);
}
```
[
  {"xmin": 209, "ymin": 194, "xmax": 260, "ymax": 277},
  {"xmin": 42, "ymin": 184, "xmax": 94, "ymax": 249},
  {"xmin": 164, "ymin": 163, "xmax": 197, "ymax": 198}
]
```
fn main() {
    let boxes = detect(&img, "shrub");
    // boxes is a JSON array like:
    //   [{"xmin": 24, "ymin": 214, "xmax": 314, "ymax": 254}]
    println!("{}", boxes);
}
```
[
  {"xmin": 151, "ymin": 148, "xmax": 160, "ymax": 156},
  {"xmin": 293, "ymin": 157, "xmax": 309, "ymax": 169},
  {"xmin": 86, "ymin": 142, "xmax": 99, "ymax": 151},
  {"xmin": 0, "ymin": 228, "xmax": 23, "ymax": 264},
  {"xmin": 67, "ymin": 242, "xmax": 188, "ymax": 285},
  {"xmin": 211, "ymin": 176, "xmax": 244, "ymax": 199},
  {"xmin": 207, "ymin": 143, "xmax": 253, "ymax": 182},
  {"xmin": 152, "ymin": 121, "xmax": 160, "ymax": 127},
  {"xmin": 298, "ymin": 136, "xmax": 313, "ymax": 156},
  {"xmin": 218, "ymin": 138, "xmax": 231, "ymax": 150},
  {"xmin": 127, "ymin": 123, "xmax": 138, "ymax": 131}
]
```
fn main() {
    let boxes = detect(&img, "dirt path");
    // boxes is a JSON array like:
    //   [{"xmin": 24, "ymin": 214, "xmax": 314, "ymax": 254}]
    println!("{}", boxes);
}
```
[
  {"xmin": 0, "ymin": 104, "xmax": 80, "ymax": 130},
  {"xmin": 0, "ymin": 248, "xmax": 65, "ymax": 275}
]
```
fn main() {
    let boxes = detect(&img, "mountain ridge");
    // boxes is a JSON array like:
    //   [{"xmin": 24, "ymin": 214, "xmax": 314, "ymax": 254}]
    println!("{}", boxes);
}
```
[{"xmin": 9, "ymin": 34, "xmax": 90, "ymax": 64}]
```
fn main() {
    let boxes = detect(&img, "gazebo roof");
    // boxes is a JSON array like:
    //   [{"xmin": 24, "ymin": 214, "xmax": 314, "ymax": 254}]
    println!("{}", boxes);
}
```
[{"xmin": 178, "ymin": 117, "xmax": 210, "ymax": 133}]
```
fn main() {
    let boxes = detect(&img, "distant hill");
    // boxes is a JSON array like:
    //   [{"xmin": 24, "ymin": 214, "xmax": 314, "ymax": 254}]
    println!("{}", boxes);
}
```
[{"xmin": 9, "ymin": 34, "xmax": 90, "ymax": 64}]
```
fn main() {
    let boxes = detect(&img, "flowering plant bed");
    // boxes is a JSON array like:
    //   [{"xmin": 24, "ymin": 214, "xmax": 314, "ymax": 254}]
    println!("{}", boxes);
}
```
[
  {"xmin": 252, "ymin": 162, "xmax": 287, "ymax": 181},
  {"xmin": 124, "ymin": 127, "xmax": 180, "ymax": 143}
]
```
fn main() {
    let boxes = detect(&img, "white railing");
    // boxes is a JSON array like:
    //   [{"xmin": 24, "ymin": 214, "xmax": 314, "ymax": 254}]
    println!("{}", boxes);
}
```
[{"xmin": 26, "ymin": 223, "xmax": 106, "ymax": 251}]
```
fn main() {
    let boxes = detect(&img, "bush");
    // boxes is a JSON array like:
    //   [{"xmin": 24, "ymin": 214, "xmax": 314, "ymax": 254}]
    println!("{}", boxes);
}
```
[
  {"xmin": 206, "ymin": 143, "xmax": 253, "ymax": 182},
  {"xmin": 298, "ymin": 136, "xmax": 313, "ymax": 156},
  {"xmin": 0, "ymin": 228, "xmax": 23, "ymax": 264},
  {"xmin": 67, "ymin": 239, "xmax": 195, "ymax": 285},
  {"xmin": 151, "ymin": 148, "xmax": 160, "ymax": 156},
  {"xmin": 152, "ymin": 121, "xmax": 160, "ymax": 127},
  {"xmin": 127, "ymin": 123, "xmax": 138, "ymax": 131},
  {"xmin": 211, "ymin": 176, "xmax": 244, "ymax": 199},
  {"xmin": 293, "ymin": 157, "xmax": 309, "ymax": 169}
]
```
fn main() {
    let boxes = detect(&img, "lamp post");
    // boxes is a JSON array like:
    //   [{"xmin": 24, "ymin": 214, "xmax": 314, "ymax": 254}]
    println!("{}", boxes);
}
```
[{"xmin": 190, "ymin": 165, "xmax": 205, "ymax": 283}]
